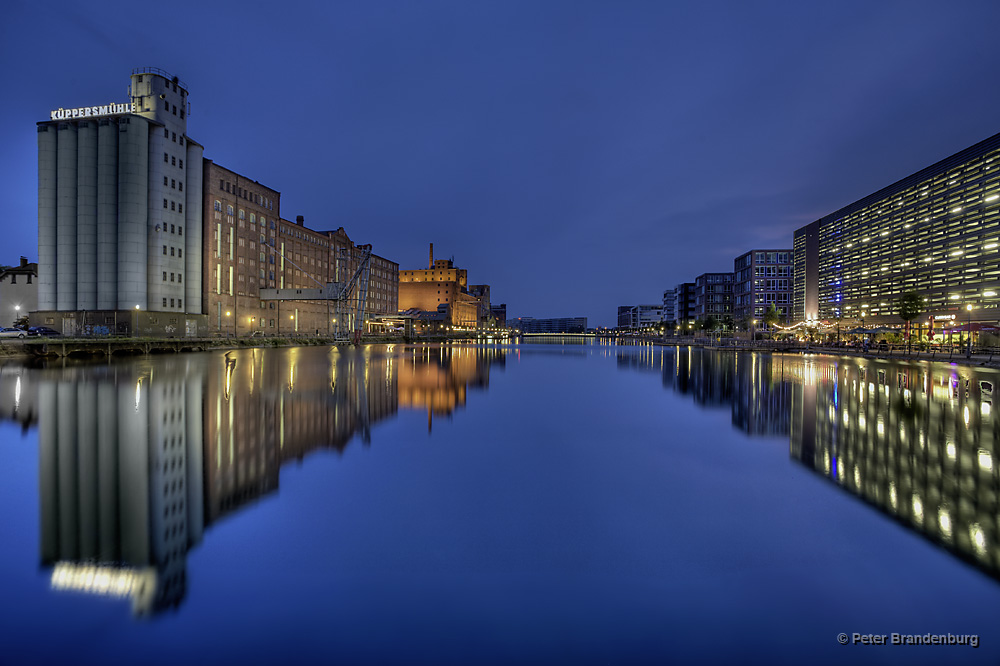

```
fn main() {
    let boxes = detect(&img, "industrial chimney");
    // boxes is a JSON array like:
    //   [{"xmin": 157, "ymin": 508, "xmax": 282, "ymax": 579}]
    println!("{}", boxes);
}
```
[{"xmin": 429, "ymin": 243, "xmax": 434, "ymax": 269}]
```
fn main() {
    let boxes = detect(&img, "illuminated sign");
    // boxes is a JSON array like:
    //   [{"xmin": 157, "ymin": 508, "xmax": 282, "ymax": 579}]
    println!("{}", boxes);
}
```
[{"xmin": 50, "ymin": 102, "xmax": 135, "ymax": 121}]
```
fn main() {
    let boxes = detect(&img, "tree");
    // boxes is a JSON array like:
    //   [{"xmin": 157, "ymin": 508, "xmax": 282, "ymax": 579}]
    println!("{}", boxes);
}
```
[
  {"xmin": 763, "ymin": 304, "xmax": 781, "ymax": 335},
  {"xmin": 897, "ymin": 291, "xmax": 923, "ymax": 353},
  {"xmin": 700, "ymin": 315, "xmax": 718, "ymax": 332}
]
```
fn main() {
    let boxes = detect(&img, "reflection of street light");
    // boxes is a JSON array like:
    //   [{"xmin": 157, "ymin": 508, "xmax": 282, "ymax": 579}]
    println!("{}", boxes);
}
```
[{"xmin": 966, "ymin": 304, "xmax": 973, "ymax": 358}]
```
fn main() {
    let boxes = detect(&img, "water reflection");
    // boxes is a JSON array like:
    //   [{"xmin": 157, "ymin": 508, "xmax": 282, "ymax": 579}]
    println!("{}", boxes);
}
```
[
  {"xmin": 1, "ymin": 344, "xmax": 504, "ymax": 616},
  {"xmin": 788, "ymin": 355, "xmax": 1000, "ymax": 580},
  {"xmin": 627, "ymin": 345, "xmax": 1000, "ymax": 581}
]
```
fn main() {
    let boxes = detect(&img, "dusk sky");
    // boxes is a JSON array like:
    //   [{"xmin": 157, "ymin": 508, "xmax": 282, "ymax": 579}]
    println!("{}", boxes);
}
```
[{"xmin": 5, "ymin": 0, "xmax": 1000, "ymax": 327}]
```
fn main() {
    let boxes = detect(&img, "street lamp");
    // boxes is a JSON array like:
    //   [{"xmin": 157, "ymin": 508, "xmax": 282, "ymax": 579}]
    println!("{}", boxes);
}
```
[
  {"xmin": 226, "ymin": 311, "xmax": 232, "ymax": 337},
  {"xmin": 133, "ymin": 304, "xmax": 140, "ymax": 338},
  {"xmin": 966, "ymin": 303, "xmax": 973, "ymax": 358}
]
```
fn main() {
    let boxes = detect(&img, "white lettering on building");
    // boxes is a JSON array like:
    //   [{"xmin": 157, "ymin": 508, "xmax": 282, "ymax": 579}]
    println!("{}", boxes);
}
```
[{"xmin": 49, "ymin": 102, "xmax": 136, "ymax": 121}]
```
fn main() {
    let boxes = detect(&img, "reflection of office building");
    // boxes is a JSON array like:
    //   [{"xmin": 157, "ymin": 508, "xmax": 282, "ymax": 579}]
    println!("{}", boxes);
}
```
[
  {"xmin": 790, "ymin": 355, "xmax": 1000, "ymax": 580},
  {"xmin": 37, "ymin": 359, "xmax": 205, "ymax": 614},
  {"xmin": 657, "ymin": 347, "xmax": 790, "ymax": 437},
  {"xmin": 36, "ymin": 68, "xmax": 207, "ymax": 336},
  {"xmin": 793, "ymin": 132, "xmax": 1000, "ymax": 325}
]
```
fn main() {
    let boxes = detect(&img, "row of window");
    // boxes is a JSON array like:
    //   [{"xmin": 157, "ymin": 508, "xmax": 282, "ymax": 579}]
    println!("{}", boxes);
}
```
[
  {"xmin": 219, "ymin": 180, "xmax": 274, "ymax": 210},
  {"xmin": 162, "ymin": 245, "xmax": 183, "ymax": 258},
  {"xmin": 162, "ymin": 297, "xmax": 183, "ymax": 308},
  {"xmin": 163, "ymin": 153, "xmax": 184, "ymax": 169},
  {"xmin": 160, "ymin": 98, "xmax": 184, "ymax": 119},
  {"xmin": 163, "ymin": 176, "xmax": 184, "ymax": 192},
  {"xmin": 163, "ymin": 199, "xmax": 184, "ymax": 213},
  {"xmin": 162, "ymin": 128, "xmax": 186, "ymax": 146},
  {"xmin": 161, "ymin": 271, "xmax": 183, "ymax": 283}
]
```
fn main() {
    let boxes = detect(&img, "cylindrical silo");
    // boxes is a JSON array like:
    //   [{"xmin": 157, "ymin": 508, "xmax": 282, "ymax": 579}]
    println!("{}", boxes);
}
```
[
  {"xmin": 185, "ymin": 141, "xmax": 204, "ymax": 314},
  {"xmin": 97, "ymin": 119, "xmax": 119, "ymax": 311},
  {"xmin": 76, "ymin": 122, "xmax": 98, "ymax": 311},
  {"xmin": 37, "ymin": 125, "xmax": 58, "ymax": 311},
  {"xmin": 56, "ymin": 123, "xmax": 78, "ymax": 311},
  {"xmin": 117, "ymin": 116, "xmax": 148, "ymax": 311}
]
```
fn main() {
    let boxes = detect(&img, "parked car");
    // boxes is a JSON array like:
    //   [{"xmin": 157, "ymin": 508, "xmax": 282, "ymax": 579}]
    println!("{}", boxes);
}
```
[
  {"xmin": 27, "ymin": 326, "xmax": 61, "ymax": 337},
  {"xmin": 0, "ymin": 327, "xmax": 26, "ymax": 338}
]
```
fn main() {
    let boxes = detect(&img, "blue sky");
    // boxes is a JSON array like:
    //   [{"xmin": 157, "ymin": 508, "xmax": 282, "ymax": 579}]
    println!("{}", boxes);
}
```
[{"xmin": 5, "ymin": 0, "xmax": 1000, "ymax": 326}]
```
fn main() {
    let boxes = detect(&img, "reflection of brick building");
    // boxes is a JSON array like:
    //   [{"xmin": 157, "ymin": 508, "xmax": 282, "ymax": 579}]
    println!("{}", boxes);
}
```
[
  {"xmin": 202, "ymin": 161, "xmax": 398, "ymax": 336},
  {"xmin": 399, "ymin": 245, "xmax": 478, "ymax": 327}
]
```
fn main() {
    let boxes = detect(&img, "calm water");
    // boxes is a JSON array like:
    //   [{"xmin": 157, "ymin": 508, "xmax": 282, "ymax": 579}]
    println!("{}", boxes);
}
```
[{"xmin": 2, "ymin": 341, "xmax": 1000, "ymax": 664}]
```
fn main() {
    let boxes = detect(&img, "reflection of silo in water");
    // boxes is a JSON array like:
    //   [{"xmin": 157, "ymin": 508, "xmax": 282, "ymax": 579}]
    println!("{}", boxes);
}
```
[{"xmin": 37, "ymin": 361, "xmax": 204, "ymax": 615}]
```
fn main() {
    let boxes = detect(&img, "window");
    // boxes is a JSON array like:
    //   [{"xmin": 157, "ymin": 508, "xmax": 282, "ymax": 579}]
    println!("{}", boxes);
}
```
[
  {"xmin": 164, "ymin": 153, "xmax": 168, "ymax": 163},
  {"xmin": 227, "ymin": 205, "xmax": 234, "ymax": 216},
  {"xmin": 178, "ymin": 249, "xmax": 182, "ymax": 258},
  {"xmin": 178, "ymin": 182, "xmax": 182, "ymax": 192},
  {"xmin": 171, "ymin": 247, "xmax": 175, "ymax": 256},
  {"xmin": 163, "ymin": 176, "xmax": 168, "ymax": 186},
  {"xmin": 178, "ymin": 204, "xmax": 183, "ymax": 214},
  {"xmin": 172, "ymin": 105, "xmax": 177, "ymax": 115},
  {"xmin": 179, "ymin": 159, "xmax": 183, "ymax": 169},
  {"xmin": 163, "ymin": 297, "xmax": 167, "ymax": 307},
  {"xmin": 163, "ymin": 128, "xmax": 169, "ymax": 138},
  {"xmin": 170, "ymin": 273, "xmax": 174, "ymax": 282},
  {"xmin": 163, "ymin": 271, "xmax": 167, "ymax": 281},
  {"xmin": 178, "ymin": 274, "xmax": 182, "ymax": 283},
  {"xmin": 163, "ymin": 199, "xmax": 167, "ymax": 209},
  {"xmin": 162, "ymin": 100, "xmax": 168, "ymax": 111},
  {"xmin": 163, "ymin": 245, "xmax": 167, "ymax": 255},
  {"xmin": 172, "ymin": 132, "xmax": 176, "ymax": 142},
  {"xmin": 178, "ymin": 298, "xmax": 182, "ymax": 308},
  {"xmin": 179, "ymin": 226, "xmax": 183, "ymax": 236},
  {"xmin": 170, "ymin": 201, "xmax": 175, "ymax": 211},
  {"xmin": 171, "ymin": 156, "xmax": 176, "ymax": 166},
  {"xmin": 171, "ymin": 179, "xmax": 175, "ymax": 189}
]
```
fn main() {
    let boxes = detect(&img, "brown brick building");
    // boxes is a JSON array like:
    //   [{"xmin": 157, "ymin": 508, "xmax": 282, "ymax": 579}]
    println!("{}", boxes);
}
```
[
  {"xmin": 202, "ymin": 161, "xmax": 397, "ymax": 336},
  {"xmin": 398, "ymin": 245, "xmax": 479, "ymax": 328}
]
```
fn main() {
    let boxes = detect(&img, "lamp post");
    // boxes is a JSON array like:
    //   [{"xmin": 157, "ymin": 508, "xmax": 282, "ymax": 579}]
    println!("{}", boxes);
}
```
[
  {"xmin": 14, "ymin": 305, "xmax": 20, "ymax": 329},
  {"xmin": 967, "ymin": 304, "xmax": 973, "ymax": 358},
  {"xmin": 226, "ymin": 311, "xmax": 232, "ymax": 338},
  {"xmin": 133, "ymin": 304, "xmax": 140, "ymax": 338}
]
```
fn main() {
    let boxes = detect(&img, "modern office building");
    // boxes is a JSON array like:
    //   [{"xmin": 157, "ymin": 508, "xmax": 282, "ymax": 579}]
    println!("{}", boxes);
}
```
[
  {"xmin": 673, "ymin": 282, "xmax": 697, "ymax": 330},
  {"xmin": 794, "ymin": 131, "xmax": 1000, "ymax": 325},
  {"xmin": 509, "ymin": 317, "xmax": 588, "ymax": 333},
  {"xmin": 490, "ymin": 303, "xmax": 507, "ymax": 325},
  {"xmin": 661, "ymin": 288, "xmax": 677, "ymax": 324},
  {"xmin": 36, "ymin": 67, "xmax": 206, "ymax": 336},
  {"xmin": 734, "ymin": 249, "xmax": 793, "ymax": 324},
  {"xmin": 693, "ymin": 272, "xmax": 734, "ymax": 322},
  {"xmin": 617, "ymin": 304, "xmax": 663, "ymax": 329}
]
